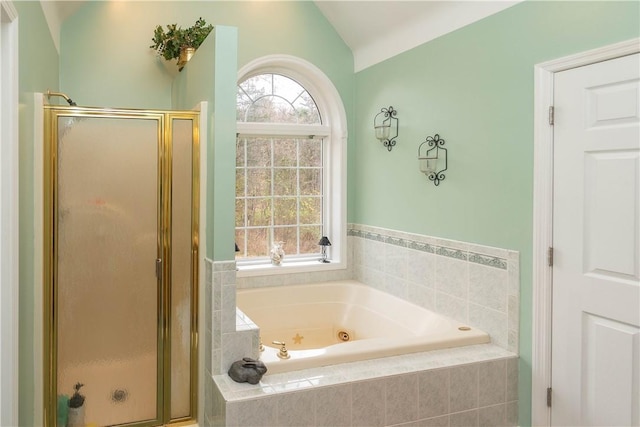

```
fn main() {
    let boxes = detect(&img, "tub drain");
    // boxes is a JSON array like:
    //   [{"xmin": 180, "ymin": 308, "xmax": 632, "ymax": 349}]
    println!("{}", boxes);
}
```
[
  {"xmin": 458, "ymin": 326, "xmax": 471, "ymax": 331},
  {"xmin": 337, "ymin": 330, "xmax": 351, "ymax": 341}
]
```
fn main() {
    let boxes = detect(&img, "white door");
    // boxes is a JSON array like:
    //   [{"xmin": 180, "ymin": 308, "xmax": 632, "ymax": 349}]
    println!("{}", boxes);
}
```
[{"xmin": 552, "ymin": 53, "xmax": 640, "ymax": 426}]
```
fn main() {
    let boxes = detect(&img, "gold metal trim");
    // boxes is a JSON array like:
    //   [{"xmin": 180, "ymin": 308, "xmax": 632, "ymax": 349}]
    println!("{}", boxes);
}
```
[
  {"xmin": 165, "ymin": 113, "xmax": 201, "ymax": 423},
  {"xmin": 190, "ymin": 114, "xmax": 200, "ymax": 422},
  {"xmin": 162, "ymin": 111, "xmax": 173, "ymax": 423},
  {"xmin": 43, "ymin": 105, "xmax": 200, "ymax": 427}
]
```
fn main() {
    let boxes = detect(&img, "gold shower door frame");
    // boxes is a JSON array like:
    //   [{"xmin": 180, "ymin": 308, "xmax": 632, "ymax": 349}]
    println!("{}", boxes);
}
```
[{"xmin": 43, "ymin": 106, "xmax": 200, "ymax": 427}]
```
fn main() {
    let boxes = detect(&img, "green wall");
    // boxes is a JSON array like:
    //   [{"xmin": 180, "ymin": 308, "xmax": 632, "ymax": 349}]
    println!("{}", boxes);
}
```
[
  {"xmin": 14, "ymin": 2, "xmax": 60, "ymax": 426},
  {"xmin": 59, "ymin": 1, "xmax": 353, "ymax": 115},
  {"xmin": 21, "ymin": 1, "xmax": 639, "ymax": 426},
  {"xmin": 352, "ymin": 2, "xmax": 640, "ymax": 425},
  {"xmin": 60, "ymin": 1, "xmax": 353, "ymax": 111},
  {"xmin": 60, "ymin": 0, "xmax": 355, "ymax": 260}
]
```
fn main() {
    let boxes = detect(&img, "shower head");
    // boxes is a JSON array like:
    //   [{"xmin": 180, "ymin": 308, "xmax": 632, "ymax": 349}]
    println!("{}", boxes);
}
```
[{"xmin": 46, "ymin": 90, "xmax": 77, "ymax": 106}]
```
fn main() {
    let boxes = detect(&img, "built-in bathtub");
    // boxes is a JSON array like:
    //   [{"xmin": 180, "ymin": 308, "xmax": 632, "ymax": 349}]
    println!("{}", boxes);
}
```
[{"xmin": 236, "ymin": 280, "xmax": 490, "ymax": 374}]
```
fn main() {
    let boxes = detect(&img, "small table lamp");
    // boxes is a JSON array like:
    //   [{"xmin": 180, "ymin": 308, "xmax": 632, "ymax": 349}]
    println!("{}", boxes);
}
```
[{"xmin": 318, "ymin": 236, "xmax": 332, "ymax": 263}]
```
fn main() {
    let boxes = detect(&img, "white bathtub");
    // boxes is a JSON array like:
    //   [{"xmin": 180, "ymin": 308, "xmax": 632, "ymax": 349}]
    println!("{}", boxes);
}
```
[{"xmin": 236, "ymin": 280, "xmax": 490, "ymax": 374}]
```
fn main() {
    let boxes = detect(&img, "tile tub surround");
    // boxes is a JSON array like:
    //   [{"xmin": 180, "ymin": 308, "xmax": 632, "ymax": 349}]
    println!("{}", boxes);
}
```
[
  {"xmin": 349, "ymin": 224, "xmax": 520, "ymax": 353},
  {"xmin": 206, "ymin": 259, "xmax": 261, "ymax": 426},
  {"xmin": 209, "ymin": 260, "xmax": 259, "ymax": 376},
  {"xmin": 235, "ymin": 224, "xmax": 520, "ymax": 352},
  {"xmin": 204, "ymin": 226, "xmax": 520, "ymax": 424},
  {"xmin": 211, "ymin": 343, "xmax": 518, "ymax": 426}
]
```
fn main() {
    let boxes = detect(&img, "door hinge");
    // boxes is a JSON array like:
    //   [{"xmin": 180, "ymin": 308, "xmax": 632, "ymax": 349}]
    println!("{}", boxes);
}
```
[
  {"xmin": 156, "ymin": 258, "xmax": 162, "ymax": 279},
  {"xmin": 547, "ymin": 387, "xmax": 552, "ymax": 407},
  {"xmin": 549, "ymin": 106, "xmax": 555, "ymax": 126},
  {"xmin": 547, "ymin": 247, "xmax": 554, "ymax": 267}
]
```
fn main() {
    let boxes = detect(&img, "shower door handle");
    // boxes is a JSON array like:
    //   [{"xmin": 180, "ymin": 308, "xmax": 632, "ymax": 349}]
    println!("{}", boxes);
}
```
[{"xmin": 155, "ymin": 258, "xmax": 162, "ymax": 280}]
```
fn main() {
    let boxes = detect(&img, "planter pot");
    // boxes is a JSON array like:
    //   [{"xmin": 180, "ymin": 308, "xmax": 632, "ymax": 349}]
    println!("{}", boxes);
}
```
[
  {"xmin": 177, "ymin": 47, "xmax": 196, "ymax": 71},
  {"xmin": 67, "ymin": 406, "xmax": 85, "ymax": 427}
]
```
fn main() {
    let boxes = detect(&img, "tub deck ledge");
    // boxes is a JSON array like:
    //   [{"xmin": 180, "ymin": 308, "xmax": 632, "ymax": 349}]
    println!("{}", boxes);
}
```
[{"xmin": 213, "ymin": 342, "xmax": 516, "ymax": 402}]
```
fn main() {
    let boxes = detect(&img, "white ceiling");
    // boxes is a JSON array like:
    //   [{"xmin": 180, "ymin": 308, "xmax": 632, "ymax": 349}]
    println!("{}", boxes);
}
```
[
  {"xmin": 42, "ymin": 0, "xmax": 521, "ymax": 71},
  {"xmin": 314, "ymin": 1, "xmax": 521, "ymax": 71}
]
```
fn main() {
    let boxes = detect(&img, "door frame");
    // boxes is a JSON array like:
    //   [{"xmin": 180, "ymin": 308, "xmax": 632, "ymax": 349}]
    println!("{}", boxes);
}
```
[
  {"xmin": 531, "ymin": 37, "xmax": 640, "ymax": 426},
  {"xmin": 0, "ymin": 1, "xmax": 19, "ymax": 425}
]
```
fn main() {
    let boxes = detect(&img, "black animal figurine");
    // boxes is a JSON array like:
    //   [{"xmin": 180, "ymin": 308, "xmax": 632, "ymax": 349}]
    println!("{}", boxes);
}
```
[{"xmin": 228, "ymin": 357, "xmax": 268, "ymax": 384}]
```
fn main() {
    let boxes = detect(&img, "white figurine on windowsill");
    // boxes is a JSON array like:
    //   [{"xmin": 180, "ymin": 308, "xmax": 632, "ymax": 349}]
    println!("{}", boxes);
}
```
[{"xmin": 270, "ymin": 241, "xmax": 285, "ymax": 266}]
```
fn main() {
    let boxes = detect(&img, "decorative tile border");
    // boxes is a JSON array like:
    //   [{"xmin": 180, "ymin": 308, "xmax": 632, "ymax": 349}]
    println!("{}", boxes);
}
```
[
  {"xmin": 348, "ymin": 225, "xmax": 507, "ymax": 270},
  {"xmin": 436, "ymin": 246, "xmax": 468, "ymax": 261},
  {"xmin": 407, "ymin": 240, "xmax": 437, "ymax": 253},
  {"xmin": 469, "ymin": 252, "xmax": 508, "ymax": 269}
]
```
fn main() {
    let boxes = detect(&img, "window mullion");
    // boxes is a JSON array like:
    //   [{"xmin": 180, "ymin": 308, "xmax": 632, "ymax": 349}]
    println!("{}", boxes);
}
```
[
  {"xmin": 244, "ymin": 139, "xmax": 249, "ymax": 257},
  {"xmin": 270, "ymin": 137, "xmax": 275, "ymax": 248},
  {"xmin": 321, "ymin": 137, "xmax": 325, "ymax": 240},
  {"xmin": 296, "ymin": 138, "xmax": 301, "ymax": 255},
  {"xmin": 271, "ymin": 74, "xmax": 275, "ymax": 97}
]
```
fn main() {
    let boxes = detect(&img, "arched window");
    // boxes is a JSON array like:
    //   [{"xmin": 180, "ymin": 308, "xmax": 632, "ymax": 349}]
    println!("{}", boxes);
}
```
[
  {"xmin": 237, "ymin": 74, "xmax": 321, "ymax": 124},
  {"xmin": 235, "ymin": 56, "xmax": 346, "ymax": 272}
]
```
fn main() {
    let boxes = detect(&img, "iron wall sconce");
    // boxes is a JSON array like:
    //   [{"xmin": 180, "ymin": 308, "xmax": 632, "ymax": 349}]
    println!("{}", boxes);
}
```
[
  {"xmin": 318, "ymin": 236, "xmax": 332, "ymax": 263},
  {"xmin": 418, "ymin": 134, "xmax": 448, "ymax": 186},
  {"xmin": 374, "ymin": 106, "xmax": 399, "ymax": 151}
]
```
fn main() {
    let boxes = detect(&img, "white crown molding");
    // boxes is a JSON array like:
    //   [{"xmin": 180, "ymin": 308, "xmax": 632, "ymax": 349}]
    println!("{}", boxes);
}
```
[{"xmin": 1, "ymin": 0, "xmax": 16, "ymax": 19}]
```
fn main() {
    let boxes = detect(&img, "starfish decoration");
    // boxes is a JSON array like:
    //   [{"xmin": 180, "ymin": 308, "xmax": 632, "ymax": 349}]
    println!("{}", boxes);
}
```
[{"xmin": 292, "ymin": 333, "xmax": 304, "ymax": 345}]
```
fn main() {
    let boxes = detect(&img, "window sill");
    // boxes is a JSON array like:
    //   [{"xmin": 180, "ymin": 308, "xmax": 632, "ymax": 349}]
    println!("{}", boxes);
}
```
[{"xmin": 236, "ymin": 258, "xmax": 347, "ymax": 278}]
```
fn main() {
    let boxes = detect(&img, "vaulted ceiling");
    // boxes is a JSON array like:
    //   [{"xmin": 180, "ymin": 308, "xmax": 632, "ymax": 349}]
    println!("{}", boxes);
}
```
[
  {"xmin": 314, "ymin": 1, "xmax": 519, "ymax": 71},
  {"xmin": 43, "ymin": 0, "xmax": 520, "ymax": 72}
]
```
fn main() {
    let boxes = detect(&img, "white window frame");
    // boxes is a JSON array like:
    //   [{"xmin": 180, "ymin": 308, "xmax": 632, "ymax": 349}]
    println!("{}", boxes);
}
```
[{"xmin": 236, "ymin": 55, "xmax": 347, "ymax": 277}]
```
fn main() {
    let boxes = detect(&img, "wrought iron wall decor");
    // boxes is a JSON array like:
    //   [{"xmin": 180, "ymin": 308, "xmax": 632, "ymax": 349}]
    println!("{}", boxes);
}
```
[
  {"xmin": 418, "ymin": 134, "xmax": 448, "ymax": 186},
  {"xmin": 373, "ymin": 106, "xmax": 399, "ymax": 151}
]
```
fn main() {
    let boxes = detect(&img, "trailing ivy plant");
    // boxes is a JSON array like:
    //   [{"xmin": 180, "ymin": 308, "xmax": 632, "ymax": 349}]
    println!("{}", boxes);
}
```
[{"xmin": 150, "ymin": 17, "xmax": 213, "ymax": 61}]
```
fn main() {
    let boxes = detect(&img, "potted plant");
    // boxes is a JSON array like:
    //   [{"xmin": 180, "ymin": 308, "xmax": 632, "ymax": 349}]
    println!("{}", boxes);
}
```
[
  {"xmin": 150, "ymin": 17, "xmax": 213, "ymax": 70},
  {"xmin": 67, "ymin": 383, "xmax": 85, "ymax": 427}
]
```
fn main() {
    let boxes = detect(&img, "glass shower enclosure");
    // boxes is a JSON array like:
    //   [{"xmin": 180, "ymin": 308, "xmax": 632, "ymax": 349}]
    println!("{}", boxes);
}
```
[{"xmin": 43, "ymin": 106, "xmax": 200, "ymax": 427}]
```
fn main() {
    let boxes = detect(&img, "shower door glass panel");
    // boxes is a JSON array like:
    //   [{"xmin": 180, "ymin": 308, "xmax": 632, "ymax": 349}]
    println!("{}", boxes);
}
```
[
  {"xmin": 170, "ymin": 118, "xmax": 195, "ymax": 419},
  {"xmin": 56, "ymin": 116, "xmax": 160, "ymax": 426}
]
